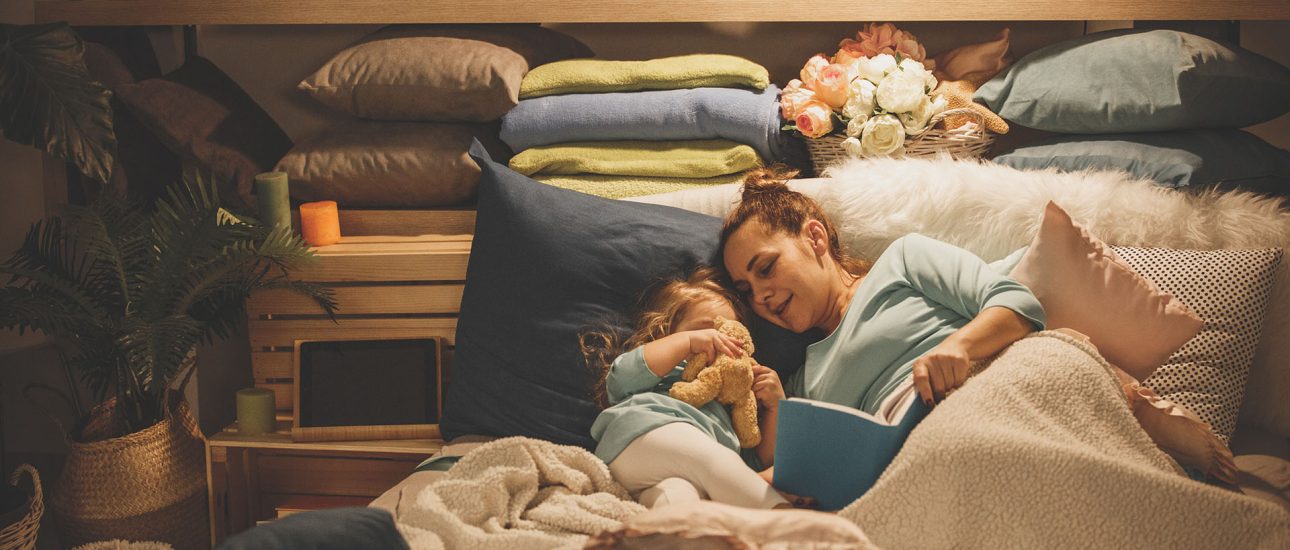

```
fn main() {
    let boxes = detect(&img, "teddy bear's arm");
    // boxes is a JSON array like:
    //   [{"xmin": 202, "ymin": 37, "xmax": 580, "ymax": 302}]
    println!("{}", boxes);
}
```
[{"xmin": 670, "ymin": 367, "xmax": 723, "ymax": 407}]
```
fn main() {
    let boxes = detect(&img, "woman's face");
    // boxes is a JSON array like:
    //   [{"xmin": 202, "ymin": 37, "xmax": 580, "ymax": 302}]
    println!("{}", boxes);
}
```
[{"xmin": 723, "ymin": 219, "xmax": 835, "ymax": 333}]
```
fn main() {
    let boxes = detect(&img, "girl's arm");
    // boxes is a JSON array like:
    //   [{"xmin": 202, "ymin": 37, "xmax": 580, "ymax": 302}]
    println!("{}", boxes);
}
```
[
  {"xmin": 641, "ymin": 329, "xmax": 745, "ymax": 377},
  {"xmin": 606, "ymin": 329, "xmax": 747, "ymax": 405}
]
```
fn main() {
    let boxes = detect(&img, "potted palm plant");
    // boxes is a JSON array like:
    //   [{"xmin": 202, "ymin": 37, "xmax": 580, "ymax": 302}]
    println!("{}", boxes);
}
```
[{"xmin": 0, "ymin": 176, "xmax": 335, "ymax": 548}]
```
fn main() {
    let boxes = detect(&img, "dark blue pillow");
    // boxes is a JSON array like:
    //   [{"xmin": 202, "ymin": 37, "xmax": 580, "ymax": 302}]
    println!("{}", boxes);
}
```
[
  {"xmin": 441, "ymin": 141, "xmax": 812, "ymax": 448},
  {"xmin": 993, "ymin": 130, "xmax": 1290, "ymax": 193},
  {"xmin": 216, "ymin": 507, "xmax": 407, "ymax": 550}
]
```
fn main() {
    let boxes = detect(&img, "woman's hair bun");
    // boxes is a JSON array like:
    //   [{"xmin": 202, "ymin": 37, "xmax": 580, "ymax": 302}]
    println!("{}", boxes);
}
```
[{"xmin": 741, "ymin": 164, "xmax": 800, "ymax": 200}]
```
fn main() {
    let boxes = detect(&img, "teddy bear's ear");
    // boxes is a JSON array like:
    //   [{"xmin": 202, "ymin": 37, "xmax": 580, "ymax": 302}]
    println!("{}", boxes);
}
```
[{"xmin": 714, "ymin": 315, "xmax": 727, "ymax": 328}]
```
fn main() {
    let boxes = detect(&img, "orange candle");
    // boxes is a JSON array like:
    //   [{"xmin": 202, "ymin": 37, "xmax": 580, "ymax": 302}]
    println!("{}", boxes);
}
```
[{"xmin": 299, "ymin": 201, "xmax": 341, "ymax": 246}]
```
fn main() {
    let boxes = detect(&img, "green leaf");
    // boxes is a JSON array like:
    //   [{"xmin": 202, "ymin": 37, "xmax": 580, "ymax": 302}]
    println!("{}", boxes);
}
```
[{"xmin": 0, "ymin": 22, "xmax": 115, "ymax": 183}]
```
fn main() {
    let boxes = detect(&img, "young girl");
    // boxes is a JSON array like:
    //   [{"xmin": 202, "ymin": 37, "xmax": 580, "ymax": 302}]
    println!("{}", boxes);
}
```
[{"xmin": 584, "ymin": 266, "xmax": 797, "ymax": 509}]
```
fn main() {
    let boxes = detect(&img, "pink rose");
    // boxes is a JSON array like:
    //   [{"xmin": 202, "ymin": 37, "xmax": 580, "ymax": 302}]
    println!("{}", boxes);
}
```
[
  {"xmin": 815, "ymin": 63, "xmax": 850, "ymax": 109},
  {"xmin": 795, "ymin": 100, "xmax": 834, "ymax": 139},
  {"xmin": 799, "ymin": 54, "xmax": 831, "ymax": 89},
  {"xmin": 893, "ymin": 34, "xmax": 927, "ymax": 63},
  {"xmin": 780, "ymin": 79, "xmax": 818, "ymax": 120},
  {"xmin": 855, "ymin": 22, "xmax": 928, "ymax": 62}
]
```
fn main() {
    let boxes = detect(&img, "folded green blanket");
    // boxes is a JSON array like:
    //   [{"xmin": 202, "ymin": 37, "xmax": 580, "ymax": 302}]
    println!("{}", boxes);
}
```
[
  {"xmin": 535, "ymin": 173, "xmax": 747, "ymax": 199},
  {"xmin": 509, "ymin": 140, "xmax": 762, "ymax": 178},
  {"xmin": 519, "ymin": 54, "xmax": 770, "ymax": 99}
]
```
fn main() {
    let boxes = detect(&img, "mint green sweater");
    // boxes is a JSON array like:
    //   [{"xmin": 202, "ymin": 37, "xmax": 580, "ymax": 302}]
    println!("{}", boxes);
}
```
[
  {"xmin": 790, "ymin": 234, "xmax": 1046, "ymax": 413},
  {"xmin": 590, "ymin": 347, "xmax": 751, "ymax": 466}
]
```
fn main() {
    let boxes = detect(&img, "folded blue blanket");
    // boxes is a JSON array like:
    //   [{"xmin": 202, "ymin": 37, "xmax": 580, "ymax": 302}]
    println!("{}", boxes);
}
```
[{"xmin": 500, "ymin": 85, "xmax": 793, "ymax": 163}]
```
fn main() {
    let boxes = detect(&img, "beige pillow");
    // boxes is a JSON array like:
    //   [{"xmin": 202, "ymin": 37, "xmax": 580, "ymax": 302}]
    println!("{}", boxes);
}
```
[
  {"xmin": 275, "ymin": 121, "xmax": 511, "ymax": 207},
  {"xmin": 1010, "ymin": 202, "xmax": 1203, "ymax": 381},
  {"xmin": 300, "ymin": 25, "xmax": 593, "ymax": 122}
]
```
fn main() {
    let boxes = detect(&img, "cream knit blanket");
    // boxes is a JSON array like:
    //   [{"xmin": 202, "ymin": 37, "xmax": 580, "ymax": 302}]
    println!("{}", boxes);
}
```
[
  {"xmin": 839, "ymin": 331, "xmax": 1290, "ymax": 549},
  {"xmin": 396, "ymin": 437, "xmax": 646, "ymax": 550}
]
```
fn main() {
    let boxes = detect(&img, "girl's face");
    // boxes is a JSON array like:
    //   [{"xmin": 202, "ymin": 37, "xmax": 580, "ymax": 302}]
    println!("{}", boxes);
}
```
[
  {"xmin": 674, "ymin": 298, "xmax": 739, "ymax": 333},
  {"xmin": 722, "ymin": 219, "xmax": 836, "ymax": 333}
]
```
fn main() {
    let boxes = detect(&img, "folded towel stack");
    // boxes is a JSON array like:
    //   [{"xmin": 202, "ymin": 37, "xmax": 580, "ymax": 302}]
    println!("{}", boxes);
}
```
[{"xmin": 503, "ymin": 54, "xmax": 795, "ymax": 199}]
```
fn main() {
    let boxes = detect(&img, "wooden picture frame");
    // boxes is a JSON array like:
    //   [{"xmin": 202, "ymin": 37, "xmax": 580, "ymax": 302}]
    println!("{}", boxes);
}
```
[{"xmin": 291, "ymin": 336, "xmax": 444, "ymax": 442}]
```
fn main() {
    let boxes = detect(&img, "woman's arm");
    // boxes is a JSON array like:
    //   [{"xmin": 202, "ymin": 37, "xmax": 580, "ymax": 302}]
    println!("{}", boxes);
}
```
[{"xmin": 913, "ymin": 305, "xmax": 1036, "ymax": 404}]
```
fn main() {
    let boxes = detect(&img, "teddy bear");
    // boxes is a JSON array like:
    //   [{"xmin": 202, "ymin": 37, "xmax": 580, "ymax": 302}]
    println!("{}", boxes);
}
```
[{"xmin": 669, "ymin": 316, "xmax": 761, "ymax": 448}]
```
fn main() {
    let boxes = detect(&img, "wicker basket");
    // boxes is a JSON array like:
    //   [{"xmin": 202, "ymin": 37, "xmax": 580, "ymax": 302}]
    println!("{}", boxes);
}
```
[
  {"xmin": 51, "ymin": 398, "xmax": 208, "ymax": 550},
  {"xmin": 0, "ymin": 465, "xmax": 42, "ymax": 550},
  {"xmin": 805, "ymin": 107, "xmax": 995, "ymax": 174}
]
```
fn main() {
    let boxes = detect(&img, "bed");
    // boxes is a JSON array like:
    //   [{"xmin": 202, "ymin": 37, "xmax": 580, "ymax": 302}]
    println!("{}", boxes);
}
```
[{"xmin": 34, "ymin": 2, "xmax": 1290, "ymax": 548}]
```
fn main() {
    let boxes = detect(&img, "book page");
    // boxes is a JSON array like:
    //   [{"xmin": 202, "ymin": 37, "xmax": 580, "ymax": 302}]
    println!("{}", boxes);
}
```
[
  {"xmin": 785, "ymin": 397, "xmax": 883, "ymax": 423},
  {"xmin": 878, "ymin": 378, "xmax": 918, "ymax": 424}
]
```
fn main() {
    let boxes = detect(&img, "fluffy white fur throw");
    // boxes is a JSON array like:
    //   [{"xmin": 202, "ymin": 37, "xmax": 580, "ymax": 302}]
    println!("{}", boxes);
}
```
[
  {"xmin": 838, "ymin": 331, "xmax": 1290, "ymax": 549},
  {"xmin": 631, "ymin": 156, "xmax": 1290, "ymax": 436},
  {"xmin": 395, "ymin": 437, "xmax": 645, "ymax": 550}
]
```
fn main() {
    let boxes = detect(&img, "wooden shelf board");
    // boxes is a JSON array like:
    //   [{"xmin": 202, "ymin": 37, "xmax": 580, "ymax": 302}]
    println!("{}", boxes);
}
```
[
  {"xmin": 35, "ymin": 0, "xmax": 1290, "ymax": 25},
  {"xmin": 210, "ymin": 421, "xmax": 445, "ymax": 455},
  {"xmin": 248, "ymin": 317, "xmax": 459, "ymax": 348},
  {"xmin": 249, "ymin": 284, "xmax": 465, "ymax": 316},
  {"xmin": 293, "ymin": 238, "xmax": 471, "ymax": 282},
  {"xmin": 296, "ymin": 209, "xmax": 477, "ymax": 238}
]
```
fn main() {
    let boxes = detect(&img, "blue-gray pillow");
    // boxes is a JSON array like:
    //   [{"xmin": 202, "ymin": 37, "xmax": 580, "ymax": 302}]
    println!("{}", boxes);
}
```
[
  {"xmin": 216, "ymin": 507, "xmax": 407, "ymax": 550},
  {"xmin": 442, "ymin": 141, "xmax": 812, "ymax": 447},
  {"xmin": 993, "ymin": 130, "xmax": 1290, "ymax": 192},
  {"xmin": 975, "ymin": 29, "xmax": 1290, "ymax": 134}
]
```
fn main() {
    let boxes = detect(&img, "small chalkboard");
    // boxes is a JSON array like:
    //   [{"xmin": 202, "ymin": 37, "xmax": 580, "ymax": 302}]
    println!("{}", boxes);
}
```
[{"xmin": 291, "ymin": 337, "xmax": 442, "ymax": 442}]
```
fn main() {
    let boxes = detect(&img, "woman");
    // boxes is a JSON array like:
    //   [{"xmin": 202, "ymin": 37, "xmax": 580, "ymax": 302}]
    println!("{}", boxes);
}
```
[{"xmin": 718, "ymin": 166, "xmax": 1236, "ymax": 482}]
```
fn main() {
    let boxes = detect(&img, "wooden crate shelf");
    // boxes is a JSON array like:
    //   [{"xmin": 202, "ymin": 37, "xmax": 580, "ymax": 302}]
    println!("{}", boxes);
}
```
[
  {"xmin": 207, "ymin": 420, "xmax": 444, "ymax": 544},
  {"xmin": 247, "ymin": 218, "xmax": 472, "ymax": 413}
]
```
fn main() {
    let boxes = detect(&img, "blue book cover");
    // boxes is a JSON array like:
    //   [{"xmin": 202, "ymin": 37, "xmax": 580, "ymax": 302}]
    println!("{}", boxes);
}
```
[{"xmin": 772, "ymin": 385, "xmax": 930, "ymax": 511}]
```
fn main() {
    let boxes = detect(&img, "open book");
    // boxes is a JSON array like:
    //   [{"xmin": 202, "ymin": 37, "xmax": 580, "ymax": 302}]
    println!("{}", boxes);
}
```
[{"xmin": 772, "ymin": 379, "xmax": 931, "ymax": 511}]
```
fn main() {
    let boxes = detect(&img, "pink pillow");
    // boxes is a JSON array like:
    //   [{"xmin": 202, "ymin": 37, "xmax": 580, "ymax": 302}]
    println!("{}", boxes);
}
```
[
  {"xmin": 1010, "ymin": 202, "xmax": 1202, "ymax": 380},
  {"xmin": 932, "ymin": 28, "xmax": 1011, "ymax": 81}
]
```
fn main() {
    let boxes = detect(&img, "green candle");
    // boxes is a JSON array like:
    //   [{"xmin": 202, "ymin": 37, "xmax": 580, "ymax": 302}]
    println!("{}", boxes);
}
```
[
  {"xmin": 236, "ymin": 387, "xmax": 276, "ymax": 436},
  {"xmin": 254, "ymin": 171, "xmax": 291, "ymax": 231}
]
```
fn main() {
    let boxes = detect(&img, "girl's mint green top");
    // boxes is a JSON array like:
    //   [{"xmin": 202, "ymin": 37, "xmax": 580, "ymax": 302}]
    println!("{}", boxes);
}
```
[
  {"xmin": 788, "ymin": 234, "xmax": 1046, "ymax": 414},
  {"xmin": 590, "ymin": 347, "xmax": 757, "ymax": 467}
]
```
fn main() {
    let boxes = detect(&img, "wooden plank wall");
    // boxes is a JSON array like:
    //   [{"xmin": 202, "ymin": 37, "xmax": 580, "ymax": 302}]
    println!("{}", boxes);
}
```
[{"xmin": 247, "ymin": 210, "xmax": 475, "ymax": 413}]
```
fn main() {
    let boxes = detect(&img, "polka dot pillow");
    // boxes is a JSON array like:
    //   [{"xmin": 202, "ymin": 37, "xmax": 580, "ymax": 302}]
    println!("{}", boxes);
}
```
[{"xmin": 1112, "ymin": 247, "xmax": 1283, "ymax": 441}]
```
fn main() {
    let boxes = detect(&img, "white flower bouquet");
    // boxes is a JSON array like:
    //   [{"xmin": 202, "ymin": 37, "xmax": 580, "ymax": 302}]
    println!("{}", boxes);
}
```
[{"xmin": 782, "ymin": 23, "xmax": 990, "ymax": 162}]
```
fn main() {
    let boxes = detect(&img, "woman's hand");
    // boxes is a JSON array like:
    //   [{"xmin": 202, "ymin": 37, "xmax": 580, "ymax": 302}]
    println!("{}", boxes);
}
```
[
  {"xmin": 751, "ymin": 364, "xmax": 785, "ymax": 411},
  {"xmin": 912, "ymin": 342, "xmax": 971, "ymax": 405},
  {"xmin": 685, "ymin": 329, "xmax": 745, "ymax": 361}
]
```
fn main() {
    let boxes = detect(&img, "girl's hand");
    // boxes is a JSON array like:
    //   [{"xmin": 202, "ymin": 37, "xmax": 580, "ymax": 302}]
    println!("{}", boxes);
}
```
[
  {"xmin": 751, "ymin": 364, "xmax": 785, "ymax": 411},
  {"xmin": 912, "ymin": 342, "xmax": 971, "ymax": 405},
  {"xmin": 685, "ymin": 329, "xmax": 744, "ymax": 361}
]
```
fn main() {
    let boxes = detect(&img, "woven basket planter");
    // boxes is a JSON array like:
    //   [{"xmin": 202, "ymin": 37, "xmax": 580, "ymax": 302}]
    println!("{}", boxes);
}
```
[
  {"xmin": 51, "ymin": 398, "xmax": 208, "ymax": 550},
  {"xmin": 805, "ymin": 107, "xmax": 995, "ymax": 174},
  {"xmin": 0, "ymin": 465, "xmax": 42, "ymax": 550}
]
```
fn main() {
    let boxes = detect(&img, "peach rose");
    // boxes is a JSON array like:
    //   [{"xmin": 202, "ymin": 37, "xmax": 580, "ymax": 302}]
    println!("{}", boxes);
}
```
[
  {"xmin": 795, "ymin": 101, "xmax": 834, "ymax": 139},
  {"xmin": 799, "ymin": 54, "xmax": 831, "ymax": 89},
  {"xmin": 834, "ymin": 38, "xmax": 865, "ymax": 65},
  {"xmin": 780, "ymin": 79, "xmax": 817, "ymax": 120},
  {"xmin": 815, "ymin": 63, "xmax": 850, "ymax": 109}
]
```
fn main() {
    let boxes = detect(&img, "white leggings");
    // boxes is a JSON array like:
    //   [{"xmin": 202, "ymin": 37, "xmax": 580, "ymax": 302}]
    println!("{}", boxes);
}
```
[{"xmin": 608, "ymin": 422, "xmax": 788, "ymax": 510}]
